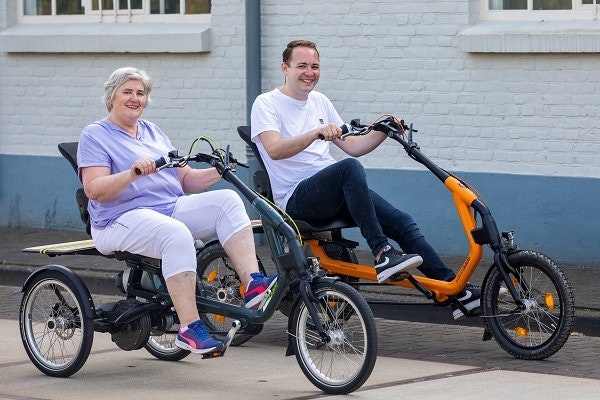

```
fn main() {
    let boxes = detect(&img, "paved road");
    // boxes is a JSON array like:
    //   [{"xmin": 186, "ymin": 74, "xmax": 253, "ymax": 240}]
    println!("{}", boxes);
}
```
[{"xmin": 2, "ymin": 284, "xmax": 600, "ymax": 383}]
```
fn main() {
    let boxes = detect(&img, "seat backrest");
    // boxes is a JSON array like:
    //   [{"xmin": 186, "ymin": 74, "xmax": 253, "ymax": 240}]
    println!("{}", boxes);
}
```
[
  {"xmin": 58, "ymin": 142, "xmax": 91, "ymax": 235},
  {"xmin": 237, "ymin": 126, "xmax": 273, "ymax": 201}
]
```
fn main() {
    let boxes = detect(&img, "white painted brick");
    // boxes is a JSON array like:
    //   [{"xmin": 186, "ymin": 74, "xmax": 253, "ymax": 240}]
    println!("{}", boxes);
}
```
[{"xmin": 1, "ymin": 0, "xmax": 600, "ymax": 178}]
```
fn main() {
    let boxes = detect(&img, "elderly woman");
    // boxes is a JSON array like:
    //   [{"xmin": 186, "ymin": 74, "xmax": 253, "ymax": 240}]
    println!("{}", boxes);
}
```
[{"xmin": 77, "ymin": 67, "xmax": 276, "ymax": 354}]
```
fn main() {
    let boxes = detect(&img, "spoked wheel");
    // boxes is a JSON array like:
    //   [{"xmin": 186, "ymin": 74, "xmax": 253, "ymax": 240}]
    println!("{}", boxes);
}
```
[
  {"xmin": 482, "ymin": 250, "xmax": 575, "ymax": 360},
  {"xmin": 19, "ymin": 270, "xmax": 94, "ymax": 377},
  {"xmin": 196, "ymin": 242, "xmax": 263, "ymax": 346},
  {"xmin": 290, "ymin": 281, "xmax": 377, "ymax": 395},
  {"xmin": 144, "ymin": 316, "xmax": 190, "ymax": 361}
]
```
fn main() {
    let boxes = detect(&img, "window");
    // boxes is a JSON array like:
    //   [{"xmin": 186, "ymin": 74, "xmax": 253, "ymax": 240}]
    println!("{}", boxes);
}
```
[
  {"xmin": 20, "ymin": 0, "xmax": 210, "ymax": 21},
  {"xmin": 482, "ymin": 0, "xmax": 598, "ymax": 20}
]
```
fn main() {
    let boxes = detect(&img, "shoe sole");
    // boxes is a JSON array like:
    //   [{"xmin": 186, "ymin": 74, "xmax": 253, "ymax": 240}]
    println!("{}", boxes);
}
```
[
  {"xmin": 245, "ymin": 277, "xmax": 278, "ymax": 309},
  {"xmin": 175, "ymin": 338, "xmax": 222, "ymax": 354},
  {"xmin": 452, "ymin": 299, "xmax": 481, "ymax": 320},
  {"xmin": 376, "ymin": 255, "xmax": 423, "ymax": 283}
]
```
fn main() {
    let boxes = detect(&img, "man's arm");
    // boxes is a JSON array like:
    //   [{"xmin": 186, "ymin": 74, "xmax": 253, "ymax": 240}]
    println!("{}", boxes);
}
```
[
  {"xmin": 258, "ymin": 123, "xmax": 341, "ymax": 160},
  {"xmin": 333, "ymin": 130, "xmax": 388, "ymax": 158}
]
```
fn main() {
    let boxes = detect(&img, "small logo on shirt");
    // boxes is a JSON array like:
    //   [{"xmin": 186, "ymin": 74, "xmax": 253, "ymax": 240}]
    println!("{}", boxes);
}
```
[{"xmin": 319, "ymin": 118, "xmax": 324, "ymax": 124}]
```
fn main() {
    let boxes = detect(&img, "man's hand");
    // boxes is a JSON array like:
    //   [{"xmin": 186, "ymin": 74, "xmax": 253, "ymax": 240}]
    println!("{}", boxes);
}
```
[{"xmin": 315, "ymin": 123, "xmax": 342, "ymax": 141}]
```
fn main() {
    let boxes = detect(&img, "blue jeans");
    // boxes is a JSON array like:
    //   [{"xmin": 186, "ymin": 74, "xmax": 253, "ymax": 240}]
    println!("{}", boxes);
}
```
[{"xmin": 285, "ymin": 158, "xmax": 455, "ymax": 281}]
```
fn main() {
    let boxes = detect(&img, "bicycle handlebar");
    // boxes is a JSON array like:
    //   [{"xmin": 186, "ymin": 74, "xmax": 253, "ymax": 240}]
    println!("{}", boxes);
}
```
[{"xmin": 134, "ymin": 147, "xmax": 247, "ymax": 175}]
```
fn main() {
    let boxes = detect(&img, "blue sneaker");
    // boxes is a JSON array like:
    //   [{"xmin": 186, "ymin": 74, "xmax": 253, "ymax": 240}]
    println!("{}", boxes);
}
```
[
  {"xmin": 175, "ymin": 319, "xmax": 223, "ymax": 354},
  {"xmin": 244, "ymin": 272, "xmax": 278, "ymax": 310}
]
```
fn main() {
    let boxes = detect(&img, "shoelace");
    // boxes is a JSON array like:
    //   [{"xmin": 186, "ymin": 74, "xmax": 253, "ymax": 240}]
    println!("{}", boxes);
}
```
[{"xmin": 187, "ymin": 320, "xmax": 211, "ymax": 340}]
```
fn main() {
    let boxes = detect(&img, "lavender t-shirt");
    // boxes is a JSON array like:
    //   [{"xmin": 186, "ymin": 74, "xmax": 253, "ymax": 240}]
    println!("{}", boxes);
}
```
[{"xmin": 77, "ymin": 119, "xmax": 184, "ymax": 229}]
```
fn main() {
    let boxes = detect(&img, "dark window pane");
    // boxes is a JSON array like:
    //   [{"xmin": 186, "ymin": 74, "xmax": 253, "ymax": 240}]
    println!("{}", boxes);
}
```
[
  {"xmin": 57, "ymin": 0, "xmax": 84, "ymax": 14},
  {"xmin": 185, "ymin": 0, "xmax": 210, "ymax": 14},
  {"xmin": 151, "ymin": 0, "xmax": 180, "ymax": 14},
  {"xmin": 489, "ymin": 0, "xmax": 527, "ymax": 9},
  {"xmin": 24, "ymin": 0, "xmax": 52, "ymax": 15},
  {"xmin": 533, "ymin": 0, "xmax": 572, "ymax": 9},
  {"xmin": 119, "ymin": 0, "xmax": 142, "ymax": 10}
]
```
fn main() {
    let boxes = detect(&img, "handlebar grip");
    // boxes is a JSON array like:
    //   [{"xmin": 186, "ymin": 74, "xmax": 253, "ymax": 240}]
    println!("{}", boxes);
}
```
[
  {"xmin": 319, "ymin": 124, "xmax": 350, "ymax": 140},
  {"xmin": 135, "ymin": 156, "xmax": 169, "ymax": 175}
]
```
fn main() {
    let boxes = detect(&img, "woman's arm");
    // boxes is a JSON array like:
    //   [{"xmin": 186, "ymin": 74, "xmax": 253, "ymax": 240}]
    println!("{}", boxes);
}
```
[{"xmin": 178, "ymin": 165, "xmax": 222, "ymax": 193}]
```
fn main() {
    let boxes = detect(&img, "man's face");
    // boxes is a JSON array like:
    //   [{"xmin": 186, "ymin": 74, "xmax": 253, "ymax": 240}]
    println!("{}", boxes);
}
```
[{"xmin": 281, "ymin": 46, "xmax": 320, "ymax": 100}]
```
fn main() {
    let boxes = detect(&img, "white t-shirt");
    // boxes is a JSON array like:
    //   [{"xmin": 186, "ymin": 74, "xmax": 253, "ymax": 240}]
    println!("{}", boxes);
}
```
[{"xmin": 250, "ymin": 88, "xmax": 344, "ymax": 209}]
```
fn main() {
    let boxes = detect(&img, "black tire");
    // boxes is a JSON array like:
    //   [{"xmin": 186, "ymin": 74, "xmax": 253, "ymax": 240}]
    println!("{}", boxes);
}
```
[
  {"xmin": 482, "ymin": 250, "xmax": 575, "ymax": 360},
  {"xmin": 144, "ymin": 321, "xmax": 190, "ymax": 361},
  {"xmin": 19, "ymin": 270, "xmax": 94, "ymax": 377},
  {"xmin": 196, "ymin": 242, "xmax": 263, "ymax": 346},
  {"xmin": 290, "ymin": 281, "xmax": 377, "ymax": 395}
]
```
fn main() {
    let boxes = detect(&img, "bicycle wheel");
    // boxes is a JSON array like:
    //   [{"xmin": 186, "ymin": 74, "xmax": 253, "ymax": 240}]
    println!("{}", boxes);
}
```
[
  {"xmin": 196, "ymin": 242, "xmax": 262, "ymax": 346},
  {"xmin": 290, "ymin": 281, "xmax": 377, "ymax": 395},
  {"xmin": 19, "ymin": 270, "xmax": 94, "ymax": 377},
  {"xmin": 482, "ymin": 250, "xmax": 575, "ymax": 360},
  {"xmin": 144, "ymin": 314, "xmax": 190, "ymax": 361}
]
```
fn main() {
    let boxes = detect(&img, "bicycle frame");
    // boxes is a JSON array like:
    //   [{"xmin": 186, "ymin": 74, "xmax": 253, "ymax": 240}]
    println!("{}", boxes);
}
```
[
  {"xmin": 174, "ymin": 152, "xmax": 335, "ymax": 333},
  {"xmin": 240, "ymin": 122, "xmax": 523, "ymax": 308}
]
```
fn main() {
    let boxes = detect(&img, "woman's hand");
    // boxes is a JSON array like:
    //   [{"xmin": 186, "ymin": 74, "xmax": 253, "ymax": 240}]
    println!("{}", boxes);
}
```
[{"xmin": 131, "ymin": 157, "xmax": 158, "ymax": 177}]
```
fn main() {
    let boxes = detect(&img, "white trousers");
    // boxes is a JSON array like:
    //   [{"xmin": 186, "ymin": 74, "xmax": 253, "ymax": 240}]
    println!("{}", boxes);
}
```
[{"xmin": 92, "ymin": 189, "xmax": 250, "ymax": 279}]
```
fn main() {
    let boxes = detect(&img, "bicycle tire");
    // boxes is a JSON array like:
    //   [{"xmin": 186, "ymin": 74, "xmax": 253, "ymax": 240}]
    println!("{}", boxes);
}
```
[
  {"xmin": 482, "ymin": 250, "xmax": 575, "ymax": 360},
  {"xmin": 289, "ymin": 280, "xmax": 377, "ymax": 395},
  {"xmin": 195, "ymin": 242, "xmax": 263, "ymax": 346},
  {"xmin": 19, "ymin": 270, "xmax": 94, "ymax": 377}
]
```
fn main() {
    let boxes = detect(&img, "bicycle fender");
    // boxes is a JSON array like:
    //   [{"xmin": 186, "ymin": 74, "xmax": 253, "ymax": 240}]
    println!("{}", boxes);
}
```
[{"xmin": 18, "ymin": 264, "xmax": 97, "ymax": 319}]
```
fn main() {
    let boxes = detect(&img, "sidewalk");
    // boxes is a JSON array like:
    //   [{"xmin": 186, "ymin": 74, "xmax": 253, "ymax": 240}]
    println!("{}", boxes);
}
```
[
  {"xmin": 1, "ymin": 227, "xmax": 600, "ymax": 391},
  {"xmin": 1, "ymin": 316, "xmax": 598, "ymax": 399}
]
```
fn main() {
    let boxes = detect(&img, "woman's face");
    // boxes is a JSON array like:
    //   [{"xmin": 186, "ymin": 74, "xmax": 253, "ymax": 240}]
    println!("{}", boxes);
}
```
[{"xmin": 111, "ymin": 79, "xmax": 147, "ymax": 120}]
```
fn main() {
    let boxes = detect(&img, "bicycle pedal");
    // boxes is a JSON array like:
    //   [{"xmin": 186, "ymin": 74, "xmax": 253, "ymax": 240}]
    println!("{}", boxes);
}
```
[
  {"xmin": 202, "ymin": 350, "xmax": 224, "ymax": 359},
  {"xmin": 389, "ymin": 271, "xmax": 410, "ymax": 282}
]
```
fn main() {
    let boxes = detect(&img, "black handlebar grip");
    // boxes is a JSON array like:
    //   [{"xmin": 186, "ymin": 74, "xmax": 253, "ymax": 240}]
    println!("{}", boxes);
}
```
[
  {"xmin": 319, "ymin": 124, "xmax": 350, "ymax": 140},
  {"xmin": 135, "ymin": 156, "xmax": 169, "ymax": 175}
]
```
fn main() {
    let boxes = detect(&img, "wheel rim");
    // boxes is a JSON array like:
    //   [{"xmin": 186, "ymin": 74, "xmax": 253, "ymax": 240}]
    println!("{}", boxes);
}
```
[
  {"xmin": 23, "ymin": 279, "xmax": 87, "ymax": 370},
  {"xmin": 296, "ymin": 289, "xmax": 368, "ymax": 386},
  {"xmin": 493, "ymin": 265, "xmax": 563, "ymax": 349},
  {"xmin": 147, "ymin": 331, "xmax": 180, "ymax": 353}
]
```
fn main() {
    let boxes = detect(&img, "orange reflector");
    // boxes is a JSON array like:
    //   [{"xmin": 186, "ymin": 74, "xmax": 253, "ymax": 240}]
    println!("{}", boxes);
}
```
[
  {"xmin": 515, "ymin": 327, "xmax": 528, "ymax": 337},
  {"xmin": 239, "ymin": 285, "xmax": 246, "ymax": 297},
  {"xmin": 545, "ymin": 293, "xmax": 555, "ymax": 309},
  {"xmin": 207, "ymin": 270, "xmax": 218, "ymax": 282},
  {"xmin": 214, "ymin": 315, "xmax": 227, "ymax": 323}
]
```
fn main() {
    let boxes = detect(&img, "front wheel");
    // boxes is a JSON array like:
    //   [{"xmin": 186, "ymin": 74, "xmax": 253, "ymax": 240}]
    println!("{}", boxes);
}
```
[
  {"xmin": 290, "ymin": 281, "xmax": 377, "ymax": 395},
  {"xmin": 19, "ymin": 270, "xmax": 94, "ymax": 377},
  {"xmin": 482, "ymin": 250, "xmax": 575, "ymax": 360}
]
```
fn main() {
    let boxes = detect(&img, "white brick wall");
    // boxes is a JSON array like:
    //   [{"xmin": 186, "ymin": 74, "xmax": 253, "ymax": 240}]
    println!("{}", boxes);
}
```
[{"xmin": 1, "ymin": 0, "xmax": 599, "ymax": 179}]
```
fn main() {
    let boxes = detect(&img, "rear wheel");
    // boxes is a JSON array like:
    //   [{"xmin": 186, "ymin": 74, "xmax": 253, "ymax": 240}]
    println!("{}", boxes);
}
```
[
  {"xmin": 144, "ymin": 311, "xmax": 190, "ymax": 361},
  {"xmin": 19, "ymin": 270, "xmax": 94, "ymax": 377},
  {"xmin": 196, "ymin": 242, "xmax": 264, "ymax": 346},
  {"xmin": 482, "ymin": 250, "xmax": 575, "ymax": 360}
]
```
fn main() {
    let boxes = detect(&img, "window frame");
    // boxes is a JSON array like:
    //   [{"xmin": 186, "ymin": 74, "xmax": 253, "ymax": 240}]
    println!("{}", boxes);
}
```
[
  {"xmin": 480, "ymin": 0, "xmax": 599, "ymax": 20},
  {"xmin": 17, "ymin": 0, "xmax": 211, "ymax": 23}
]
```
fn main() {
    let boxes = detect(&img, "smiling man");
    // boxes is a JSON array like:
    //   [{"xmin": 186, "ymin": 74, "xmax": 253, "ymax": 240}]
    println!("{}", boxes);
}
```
[{"xmin": 250, "ymin": 40, "xmax": 481, "ymax": 318}]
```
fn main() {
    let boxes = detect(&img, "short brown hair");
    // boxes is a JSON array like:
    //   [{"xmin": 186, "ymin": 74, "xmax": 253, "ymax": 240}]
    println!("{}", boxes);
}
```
[{"xmin": 282, "ymin": 40, "xmax": 319, "ymax": 65}]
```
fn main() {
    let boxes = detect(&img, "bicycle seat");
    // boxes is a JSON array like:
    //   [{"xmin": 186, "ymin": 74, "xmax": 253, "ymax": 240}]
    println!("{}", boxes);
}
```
[
  {"xmin": 237, "ymin": 126, "xmax": 357, "ymax": 234},
  {"xmin": 58, "ymin": 142, "xmax": 92, "ymax": 235}
]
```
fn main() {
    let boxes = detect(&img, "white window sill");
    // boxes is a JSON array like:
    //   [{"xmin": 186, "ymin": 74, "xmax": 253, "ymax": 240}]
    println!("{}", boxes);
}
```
[
  {"xmin": 459, "ymin": 20, "xmax": 600, "ymax": 53},
  {"xmin": 0, "ymin": 23, "xmax": 211, "ymax": 53}
]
